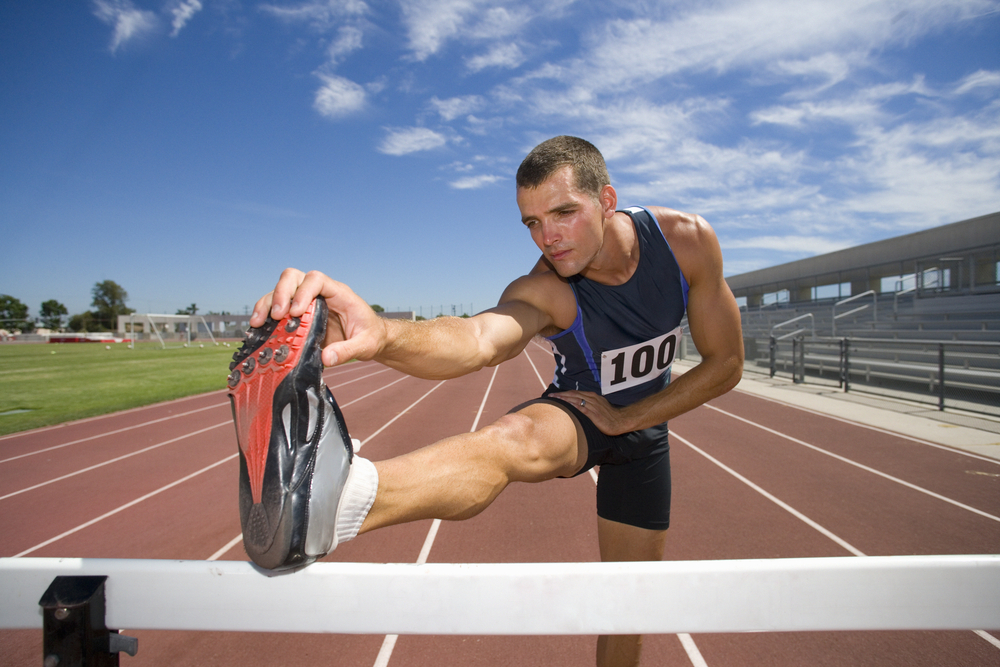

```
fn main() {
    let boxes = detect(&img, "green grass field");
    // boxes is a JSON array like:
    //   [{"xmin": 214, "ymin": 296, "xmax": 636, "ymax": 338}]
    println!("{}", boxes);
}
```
[{"xmin": 0, "ymin": 341, "xmax": 239, "ymax": 437}]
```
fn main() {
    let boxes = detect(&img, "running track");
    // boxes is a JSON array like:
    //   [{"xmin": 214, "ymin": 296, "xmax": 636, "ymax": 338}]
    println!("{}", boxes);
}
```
[{"xmin": 2, "ymin": 340, "xmax": 999, "ymax": 666}]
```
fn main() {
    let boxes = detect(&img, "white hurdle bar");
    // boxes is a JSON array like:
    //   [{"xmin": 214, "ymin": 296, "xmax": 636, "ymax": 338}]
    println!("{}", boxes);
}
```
[{"xmin": 2, "ymin": 555, "xmax": 998, "ymax": 635}]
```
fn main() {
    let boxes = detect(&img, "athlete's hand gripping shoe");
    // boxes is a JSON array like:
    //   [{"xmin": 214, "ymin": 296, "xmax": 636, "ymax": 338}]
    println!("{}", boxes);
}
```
[{"xmin": 227, "ymin": 298, "xmax": 361, "ymax": 570}]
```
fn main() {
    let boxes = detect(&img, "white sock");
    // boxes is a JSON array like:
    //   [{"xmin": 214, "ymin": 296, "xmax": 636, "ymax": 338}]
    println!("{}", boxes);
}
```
[{"xmin": 334, "ymin": 455, "xmax": 378, "ymax": 547}]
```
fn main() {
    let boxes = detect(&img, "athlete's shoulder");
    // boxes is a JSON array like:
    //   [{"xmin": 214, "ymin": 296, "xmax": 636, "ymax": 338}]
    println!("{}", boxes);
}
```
[
  {"xmin": 643, "ymin": 206, "xmax": 709, "ymax": 240},
  {"xmin": 643, "ymin": 206, "xmax": 723, "ymax": 283},
  {"xmin": 501, "ymin": 261, "xmax": 577, "ymax": 333}
]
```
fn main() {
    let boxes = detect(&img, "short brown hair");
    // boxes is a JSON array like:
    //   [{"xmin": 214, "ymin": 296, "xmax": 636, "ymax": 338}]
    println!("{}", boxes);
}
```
[{"xmin": 516, "ymin": 136, "xmax": 610, "ymax": 198}]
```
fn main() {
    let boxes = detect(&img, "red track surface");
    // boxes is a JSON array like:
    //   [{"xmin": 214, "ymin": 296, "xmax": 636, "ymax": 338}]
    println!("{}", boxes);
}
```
[{"xmin": 2, "ymin": 341, "xmax": 999, "ymax": 666}]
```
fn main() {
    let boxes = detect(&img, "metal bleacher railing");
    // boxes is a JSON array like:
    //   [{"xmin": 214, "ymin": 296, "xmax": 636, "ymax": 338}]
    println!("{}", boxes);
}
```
[{"xmin": 683, "ymin": 290, "xmax": 1000, "ymax": 417}]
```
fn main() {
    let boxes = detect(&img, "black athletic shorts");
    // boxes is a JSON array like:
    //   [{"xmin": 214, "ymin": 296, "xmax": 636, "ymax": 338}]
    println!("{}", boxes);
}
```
[{"xmin": 517, "ymin": 386, "xmax": 671, "ymax": 531}]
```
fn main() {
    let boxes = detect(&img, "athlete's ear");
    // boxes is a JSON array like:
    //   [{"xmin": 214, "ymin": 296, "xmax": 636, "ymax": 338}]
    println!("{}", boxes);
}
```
[{"xmin": 600, "ymin": 184, "xmax": 617, "ymax": 219}]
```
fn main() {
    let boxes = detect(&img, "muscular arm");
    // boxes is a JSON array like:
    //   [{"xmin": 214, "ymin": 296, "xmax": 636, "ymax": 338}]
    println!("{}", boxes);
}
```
[
  {"xmin": 376, "ymin": 287, "xmax": 554, "ymax": 379},
  {"xmin": 552, "ymin": 208, "xmax": 744, "ymax": 434},
  {"xmin": 255, "ymin": 268, "xmax": 562, "ymax": 381}
]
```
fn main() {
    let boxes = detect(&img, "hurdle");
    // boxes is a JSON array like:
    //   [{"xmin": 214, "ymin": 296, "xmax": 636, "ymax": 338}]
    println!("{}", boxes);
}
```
[{"xmin": 3, "ymin": 555, "xmax": 999, "ymax": 637}]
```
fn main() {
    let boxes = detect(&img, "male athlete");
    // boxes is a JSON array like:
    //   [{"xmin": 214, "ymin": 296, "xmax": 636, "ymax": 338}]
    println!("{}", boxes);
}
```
[{"xmin": 226, "ymin": 136, "xmax": 743, "ymax": 667}]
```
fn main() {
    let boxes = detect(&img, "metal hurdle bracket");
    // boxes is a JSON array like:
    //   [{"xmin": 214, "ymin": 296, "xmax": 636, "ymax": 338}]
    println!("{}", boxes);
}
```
[{"xmin": 37, "ymin": 575, "xmax": 138, "ymax": 666}]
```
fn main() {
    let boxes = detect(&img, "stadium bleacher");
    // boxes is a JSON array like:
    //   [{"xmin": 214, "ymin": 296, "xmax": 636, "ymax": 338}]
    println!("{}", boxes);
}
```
[{"xmin": 710, "ymin": 212, "xmax": 1000, "ymax": 415}]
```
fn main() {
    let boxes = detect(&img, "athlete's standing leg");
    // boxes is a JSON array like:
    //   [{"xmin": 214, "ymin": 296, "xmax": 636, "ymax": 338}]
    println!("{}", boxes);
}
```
[{"xmin": 596, "ymin": 518, "xmax": 668, "ymax": 667}]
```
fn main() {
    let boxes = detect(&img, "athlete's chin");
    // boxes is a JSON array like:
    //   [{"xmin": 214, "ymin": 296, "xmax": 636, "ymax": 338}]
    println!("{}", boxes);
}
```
[
  {"xmin": 551, "ymin": 262, "xmax": 584, "ymax": 278},
  {"xmin": 547, "ymin": 254, "xmax": 583, "ymax": 277}
]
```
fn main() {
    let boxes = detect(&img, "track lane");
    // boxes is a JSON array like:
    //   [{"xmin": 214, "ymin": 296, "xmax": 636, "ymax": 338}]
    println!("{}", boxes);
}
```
[
  {"xmin": 709, "ymin": 390, "xmax": 1000, "ymax": 515},
  {"xmin": 667, "ymin": 394, "xmax": 1000, "ymax": 665},
  {"xmin": 389, "ymin": 351, "xmax": 608, "ymax": 667},
  {"xmin": 1, "ymin": 351, "xmax": 998, "ymax": 666},
  {"xmin": 672, "ymin": 402, "xmax": 1000, "ymax": 557},
  {"xmin": 130, "ymin": 365, "xmax": 504, "ymax": 667}
]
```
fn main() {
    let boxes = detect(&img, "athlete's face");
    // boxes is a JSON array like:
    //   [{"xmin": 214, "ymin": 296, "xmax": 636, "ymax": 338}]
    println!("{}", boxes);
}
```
[{"xmin": 517, "ymin": 166, "xmax": 611, "ymax": 277}]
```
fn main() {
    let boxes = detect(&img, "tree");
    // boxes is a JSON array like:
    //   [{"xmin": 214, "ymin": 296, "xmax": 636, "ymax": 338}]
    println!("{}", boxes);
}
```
[
  {"xmin": 68, "ymin": 312, "xmax": 95, "ymax": 332},
  {"xmin": 370, "ymin": 304, "xmax": 385, "ymax": 313},
  {"xmin": 90, "ymin": 280, "xmax": 134, "ymax": 330},
  {"xmin": 176, "ymin": 303, "xmax": 198, "ymax": 315},
  {"xmin": 0, "ymin": 294, "xmax": 31, "ymax": 332},
  {"xmin": 39, "ymin": 299, "xmax": 68, "ymax": 330}
]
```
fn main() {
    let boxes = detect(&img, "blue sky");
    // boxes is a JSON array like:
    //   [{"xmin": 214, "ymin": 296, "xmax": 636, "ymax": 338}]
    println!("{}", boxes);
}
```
[{"xmin": 2, "ymin": 0, "xmax": 998, "ymax": 321}]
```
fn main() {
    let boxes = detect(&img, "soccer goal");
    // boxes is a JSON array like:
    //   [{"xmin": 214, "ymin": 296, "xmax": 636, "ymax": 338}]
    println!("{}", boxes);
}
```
[{"xmin": 125, "ymin": 314, "xmax": 219, "ymax": 349}]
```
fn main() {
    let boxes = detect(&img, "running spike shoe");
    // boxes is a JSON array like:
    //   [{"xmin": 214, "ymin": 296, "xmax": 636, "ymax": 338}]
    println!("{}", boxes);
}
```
[{"xmin": 227, "ymin": 298, "xmax": 354, "ymax": 570}]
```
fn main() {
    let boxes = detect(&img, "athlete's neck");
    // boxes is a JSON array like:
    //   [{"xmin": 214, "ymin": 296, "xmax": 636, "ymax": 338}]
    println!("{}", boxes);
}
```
[{"xmin": 579, "ymin": 212, "xmax": 639, "ymax": 286}]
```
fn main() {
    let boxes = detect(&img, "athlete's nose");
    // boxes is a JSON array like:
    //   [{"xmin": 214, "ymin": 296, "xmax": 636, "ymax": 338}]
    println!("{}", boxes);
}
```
[{"xmin": 540, "ymin": 220, "xmax": 561, "ymax": 247}]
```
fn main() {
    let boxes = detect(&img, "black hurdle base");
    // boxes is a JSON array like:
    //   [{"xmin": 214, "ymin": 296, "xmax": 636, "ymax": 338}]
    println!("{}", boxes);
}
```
[{"xmin": 38, "ymin": 576, "xmax": 138, "ymax": 667}]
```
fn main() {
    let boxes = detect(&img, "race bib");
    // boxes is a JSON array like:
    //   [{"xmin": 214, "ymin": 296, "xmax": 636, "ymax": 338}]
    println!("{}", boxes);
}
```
[{"xmin": 600, "ymin": 327, "xmax": 680, "ymax": 395}]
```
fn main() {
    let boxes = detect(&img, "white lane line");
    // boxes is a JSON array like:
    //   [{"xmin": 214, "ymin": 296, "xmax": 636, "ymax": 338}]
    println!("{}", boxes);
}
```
[
  {"xmin": 0, "ymin": 402, "xmax": 229, "ymax": 465},
  {"xmin": 373, "ymin": 365, "xmax": 501, "ymax": 667},
  {"xmin": 208, "ymin": 534, "xmax": 243, "ymax": 561},
  {"xmin": 359, "ymin": 381, "xmax": 447, "ymax": 447},
  {"xmin": 523, "ymin": 342, "xmax": 549, "ymax": 389},
  {"xmin": 327, "ymin": 367, "xmax": 393, "ymax": 388},
  {"xmin": 590, "ymin": 443, "xmax": 710, "ymax": 666},
  {"xmin": 324, "ymin": 361, "xmax": 379, "ymax": 377},
  {"xmin": 674, "ymin": 431, "xmax": 867, "ymax": 557},
  {"xmin": 706, "ymin": 404, "xmax": 1000, "ymax": 523},
  {"xmin": 341, "ymin": 377, "xmax": 409, "ymax": 409},
  {"xmin": 0, "ymin": 422, "xmax": 230, "ymax": 501},
  {"xmin": 0, "ymin": 365, "xmax": 390, "ymax": 465},
  {"xmin": 470, "ymin": 365, "xmax": 500, "ymax": 434},
  {"xmin": 11, "ymin": 366, "xmax": 405, "ymax": 562},
  {"xmin": 0, "ymin": 390, "xmax": 232, "ymax": 443},
  {"xmin": 678, "ymin": 427, "xmax": 1000, "ymax": 654},
  {"xmin": 13, "ymin": 454, "xmax": 238, "ymax": 558},
  {"xmin": 415, "ymin": 520, "xmax": 443, "ymax": 567},
  {"xmin": 4, "ymin": 373, "xmax": 406, "ymax": 507},
  {"xmin": 734, "ymin": 389, "xmax": 1000, "ymax": 467},
  {"xmin": 975, "ymin": 630, "xmax": 1000, "ymax": 650},
  {"xmin": 678, "ymin": 633, "xmax": 709, "ymax": 667},
  {"xmin": 529, "ymin": 337, "xmax": 551, "ymax": 353}
]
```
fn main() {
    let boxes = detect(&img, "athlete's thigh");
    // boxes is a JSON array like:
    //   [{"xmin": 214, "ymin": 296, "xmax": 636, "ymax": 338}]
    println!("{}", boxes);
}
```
[
  {"xmin": 597, "ymin": 516, "xmax": 667, "ymax": 562},
  {"xmin": 498, "ymin": 399, "xmax": 589, "ymax": 483}
]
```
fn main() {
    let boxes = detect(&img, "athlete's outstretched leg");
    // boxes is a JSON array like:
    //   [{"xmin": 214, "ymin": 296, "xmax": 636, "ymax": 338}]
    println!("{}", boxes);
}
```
[
  {"xmin": 360, "ymin": 400, "xmax": 588, "ymax": 533},
  {"xmin": 230, "ymin": 313, "xmax": 589, "ymax": 570},
  {"xmin": 596, "ymin": 517, "xmax": 668, "ymax": 667}
]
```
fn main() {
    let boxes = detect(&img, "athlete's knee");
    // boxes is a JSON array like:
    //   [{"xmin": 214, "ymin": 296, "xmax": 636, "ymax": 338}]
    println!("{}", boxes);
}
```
[{"xmin": 487, "ymin": 410, "xmax": 579, "ymax": 481}]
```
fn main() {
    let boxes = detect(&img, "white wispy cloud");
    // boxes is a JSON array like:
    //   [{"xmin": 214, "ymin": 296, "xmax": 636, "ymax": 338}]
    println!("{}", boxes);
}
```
[
  {"xmin": 466, "ymin": 43, "xmax": 525, "ymax": 72},
  {"xmin": 314, "ymin": 74, "xmax": 367, "ymax": 118},
  {"xmin": 399, "ymin": 0, "xmax": 480, "ymax": 61},
  {"xmin": 573, "ymin": 0, "xmax": 996, "ymax": 89},
  {"xmin": 92, "ymin": 0, "xmax": 158, "ymax": 52},
  {"xmin": 378, "ymin": 127, "xmax": 448, "ymax": 155},
  {"xmin": 122, "ymin": 0, "xmax": 997, "ymax": 261},
  {"xmin": 486, "ymin": 0, "xmax": 1000, "ymax": 241},
  {"xmin": 722, "ymin": 235, "xmax": 853, "ymax": 255},
  {"xmin": 169, "ymin": 0, "xmax": 202, "ymax": 37},
  {"xmin": 398, "ymin": 0, "xmax": 541, "ymax": 62},
  {"xmin": 449, "ymin": 174, "xmax": 503, "ymax": 189},
  {"xmin": 954, "ymin": 69, "xmax": 1000, "ymax": 95},
  {"xmin": 429, "ymin": 95, "xmax": 486, "ymax": 121},
  {"xmin": 260, "ymin": 0, "xmax": 369, "ymax": 31},
  {"xmin": 327, "ymin": 25, "xmax": 364, "ymax": 63}
]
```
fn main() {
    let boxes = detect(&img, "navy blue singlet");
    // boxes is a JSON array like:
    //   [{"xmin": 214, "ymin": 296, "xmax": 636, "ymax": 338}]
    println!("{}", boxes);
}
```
[{"xmin": 545, "ymin": 207, "xmax": 689, "ymax": 408}]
